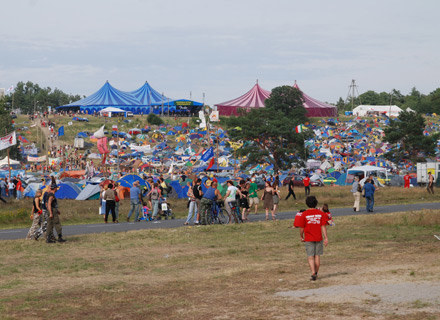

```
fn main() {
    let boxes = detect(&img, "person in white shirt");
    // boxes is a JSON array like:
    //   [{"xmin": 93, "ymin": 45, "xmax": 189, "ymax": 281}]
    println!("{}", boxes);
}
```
[{"xmin": 224, "ymin": 180, "xmax": 242, "ymax": 223}]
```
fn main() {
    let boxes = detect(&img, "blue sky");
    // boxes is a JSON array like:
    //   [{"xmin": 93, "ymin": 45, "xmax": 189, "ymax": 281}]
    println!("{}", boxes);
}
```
[{"xmin": 0, "ymin": 0, "xmax": 439, "ymax": 105}]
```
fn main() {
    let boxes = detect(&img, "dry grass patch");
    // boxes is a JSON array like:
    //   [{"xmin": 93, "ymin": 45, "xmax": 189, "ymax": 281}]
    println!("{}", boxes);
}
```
[{"xmin": 1, "ymin": 210, "xmax": 440, "ymax": 319}]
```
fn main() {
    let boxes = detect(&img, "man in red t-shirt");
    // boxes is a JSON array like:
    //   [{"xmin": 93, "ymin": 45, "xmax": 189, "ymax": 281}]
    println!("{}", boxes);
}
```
[
  {"xmin": 403, "ymin": 174, "xmax": 410, "ymax": 189},
  {"xmin": 303, "ymin": 175, "xmax": 311, "ymax": 196},
  {"xmin": 297, "ymin": 195, "xmax": 329, "ymax": 281}
]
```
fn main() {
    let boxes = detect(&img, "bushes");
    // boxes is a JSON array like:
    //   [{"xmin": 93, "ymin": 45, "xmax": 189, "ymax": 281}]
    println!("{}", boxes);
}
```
[{"xmin": 147, "ymin": 114, "xmax": 164, "ymax": 126}]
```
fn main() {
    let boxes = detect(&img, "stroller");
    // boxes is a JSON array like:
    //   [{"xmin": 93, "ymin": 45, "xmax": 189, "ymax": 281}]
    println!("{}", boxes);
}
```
[
  {"xmin": 139, "ymin": 205, "xmax": 152, "ymax": 221},
  {"xmin": 157, "ymin": 196, "xmax": 174, "ymax": 220}
]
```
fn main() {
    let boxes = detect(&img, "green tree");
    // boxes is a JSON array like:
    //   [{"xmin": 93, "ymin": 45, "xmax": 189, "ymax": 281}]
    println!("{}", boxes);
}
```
[
  {"xmin": 0, "ymin": 98, "xmax": 21, "ymax": 160},
  {"xmin": 147, "ymin": 113, "xmax": 164, "ymax": 126},
  {"xmin": 224, "ymin": 86, "xmax": 308, "ymax": 171},
  {"xmin": 384, "ymin": 110, "xmax": 438, "ymax": 163},
  {"xmin": 5, "ymin": 81, "xmax": 83, "ymax": 113}
]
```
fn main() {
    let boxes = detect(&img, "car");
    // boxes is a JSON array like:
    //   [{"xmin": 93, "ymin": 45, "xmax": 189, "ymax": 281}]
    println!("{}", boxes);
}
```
[{"xmin": 126, "ymin": 112, "xmax": 134, "ymax": 117}]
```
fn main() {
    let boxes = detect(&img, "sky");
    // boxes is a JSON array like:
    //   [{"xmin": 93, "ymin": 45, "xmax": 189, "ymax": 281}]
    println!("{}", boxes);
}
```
[{"xmin": 0, "ymin": 0, "xmax": 439, "ymax": 105}]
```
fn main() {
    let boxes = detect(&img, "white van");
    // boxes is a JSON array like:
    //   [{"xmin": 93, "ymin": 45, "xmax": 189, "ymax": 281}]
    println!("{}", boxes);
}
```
[{"xmin": 346, "ymin": 165, "xmax": 389, "ymax": 186}]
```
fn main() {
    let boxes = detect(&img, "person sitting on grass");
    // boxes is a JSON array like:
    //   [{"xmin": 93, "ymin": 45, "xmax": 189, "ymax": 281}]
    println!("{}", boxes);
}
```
[{"xmin": 296, "ymin": 195, "xmax": 328, "ymax": 281}]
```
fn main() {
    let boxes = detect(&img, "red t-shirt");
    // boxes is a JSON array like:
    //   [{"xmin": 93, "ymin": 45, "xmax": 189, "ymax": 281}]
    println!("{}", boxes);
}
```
[
  {"xmin": 293, "ymin": 210, "xmax": 305, "ymax": 228},
  {"xmin": 303, "ymin": 177, "xmax": 310, "ymax": 187},
  {"xmin": 404, "ymin": 175, "xmax": 410, "ymax": 183},
  {"xmin": 297, "ymin": 208, "xmax": 328, "ymax": 242}
]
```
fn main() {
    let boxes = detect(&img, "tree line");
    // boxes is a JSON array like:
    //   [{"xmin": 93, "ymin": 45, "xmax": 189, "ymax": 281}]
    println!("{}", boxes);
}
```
[
  {"xmin": 3, "ymin": 81, "xmax": 83, "ymax": 114},
  {"xmin": 336, "ymin": 87, "xmax": 440, "ymax": 114}
]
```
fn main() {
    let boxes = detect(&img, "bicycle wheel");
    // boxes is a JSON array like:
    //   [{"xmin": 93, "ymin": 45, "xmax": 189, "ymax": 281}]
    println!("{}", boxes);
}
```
[{"xmin": 218, "ymin": 209, "xmax": 229, "ymax": 224}]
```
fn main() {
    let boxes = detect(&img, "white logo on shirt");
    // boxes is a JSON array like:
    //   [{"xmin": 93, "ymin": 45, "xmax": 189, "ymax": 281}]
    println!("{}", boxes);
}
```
[{"xmin": 305, "ymin": 214, "xmax": 322, "ymax": 224}]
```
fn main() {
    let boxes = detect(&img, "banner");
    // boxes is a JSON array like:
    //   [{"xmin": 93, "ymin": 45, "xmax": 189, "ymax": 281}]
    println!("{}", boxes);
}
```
[
  {"xmin": 58, "ymin": 126, "xmax": 65, "ymax": 136},
  {"xmin": 200, "ymin": 147, "xmax": 214, "ymax": 162},
  {"xmin": 0, "ymin": 131, "xmax": 16, "ymax": 151},
  {"xmin": 229, "ymin": 141, "xmax": 243, "ymax": 151},
  {"xmin": 209, "ymin": 111, "xmax": 219, "ymax": 122},
  {"xmin": 48, "ymin": 157, "xmax": 61, "ymax": 165},
  {"xmin": 27, "ymin": 155, "xmax": 47, "ymax": 162},
  {"xmin": 97, "ymin": 137, "xmax": 109, "ymax": 154}
]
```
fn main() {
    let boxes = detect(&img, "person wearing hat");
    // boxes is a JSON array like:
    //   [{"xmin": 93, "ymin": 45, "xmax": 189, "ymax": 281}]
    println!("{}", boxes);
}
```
[{"xmin": 45, "ymin": 182, "xmax": 66, "ymax": 243}]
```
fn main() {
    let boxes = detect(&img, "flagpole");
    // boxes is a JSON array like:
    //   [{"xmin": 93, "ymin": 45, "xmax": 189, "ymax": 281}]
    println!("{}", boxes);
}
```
[
  {"xmin": 5, "ymin": 128, "xmax": 11, "ymax": 180},
  {"xmin": 216, "ymin": 134, "xmax": 219, "ymax": 173}
]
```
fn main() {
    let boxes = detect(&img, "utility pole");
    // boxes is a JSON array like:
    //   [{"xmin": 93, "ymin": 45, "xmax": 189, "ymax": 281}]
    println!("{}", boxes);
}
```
[{"xmin": 345, "ymin": 80, "xmax": 361, "ymax": 110}]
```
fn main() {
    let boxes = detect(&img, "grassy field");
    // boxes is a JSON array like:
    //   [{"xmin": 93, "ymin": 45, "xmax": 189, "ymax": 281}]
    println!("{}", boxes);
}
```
[
  {"xmin": 1, "ymin": 186, "xmax": 439, "ymax": 229},
  {"xmin": 0, "ymin": 210, "xmax": 439, "ymax": 319}
]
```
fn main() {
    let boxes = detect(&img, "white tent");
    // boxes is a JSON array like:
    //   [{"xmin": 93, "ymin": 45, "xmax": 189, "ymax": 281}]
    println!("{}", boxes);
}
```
[
  {"xmin": 353, "ymin": 105, "xmax": 402, "ymax": 117},
  {"xmin": 98, "ymin": 107, "xmax": 127, "ymax": 117},
  {"xmin": 0, "ymin": 157, "xmax": 20, "ymax": 166}
]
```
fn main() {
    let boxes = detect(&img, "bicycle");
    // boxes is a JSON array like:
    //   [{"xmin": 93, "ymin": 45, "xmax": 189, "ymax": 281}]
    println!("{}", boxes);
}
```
[
  {"xmin": 227, "ymin": 200, "xmax": 243, "ymax": 223},
  {"xmin": 208, "ymin": 200, "xmax": 229, "ymax": 225}
]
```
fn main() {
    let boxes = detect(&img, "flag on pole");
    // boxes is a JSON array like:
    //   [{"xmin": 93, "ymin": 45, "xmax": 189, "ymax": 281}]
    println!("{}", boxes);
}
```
[
  {"xmin": 200, "ymin": 147, "xmax": 214, "ymax": 162},
  {"xmin": 295, "ymin": 125, "xmax": 303, "ymax": 133},
  {"xmin": 6, "ymin": 85, "xmax": 14, "ymax": 92},
  {"xmin": 58, "ymin": 126, "xmax": 65, "ymax": 136},
  {"xmin": 0, "ymin": 131, "xmax": 16, "ymax": 151},
  {"xmin": 206, "ymin": 157, "xmax": 215, "ymax": 170}
]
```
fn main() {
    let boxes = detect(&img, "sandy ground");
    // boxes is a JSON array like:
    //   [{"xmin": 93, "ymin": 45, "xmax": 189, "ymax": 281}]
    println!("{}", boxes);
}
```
[{"xmin": 276, "ymin": 281, "xmax": 440, "ymax": 315}]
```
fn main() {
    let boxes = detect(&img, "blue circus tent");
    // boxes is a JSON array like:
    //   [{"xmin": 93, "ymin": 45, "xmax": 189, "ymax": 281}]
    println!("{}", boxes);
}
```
[
  {"xmin": 58, "ymin": 81, "xmax": 142, "ymax": 114},
  {"xmin": 130, "ymin": 81, "xmax": 171, "ymax": 106}
]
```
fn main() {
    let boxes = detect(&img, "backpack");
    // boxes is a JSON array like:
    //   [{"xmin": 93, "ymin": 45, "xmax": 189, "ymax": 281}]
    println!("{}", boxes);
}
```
[
  {"xmin": 42, "ymin": 192, "xmax": 50, "ymax": 210},
  {"xmin": 150, "ymin": 188, "xmax": 159, "ymax": 200}
]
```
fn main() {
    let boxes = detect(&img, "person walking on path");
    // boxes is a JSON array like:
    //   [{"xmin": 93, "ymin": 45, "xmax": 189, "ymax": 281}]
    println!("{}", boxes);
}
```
[
  {"xmin": 113, "ymin": 183, "xmax": 120, "ymax": 222},
  {"xmin": 7, "ymin": 179, "xmax": 15, "ymax": 198},
  {"xmin": 127, "ymin": 181, "xmax": 142, "ymax": 222},
  {"xmin": 403, "ymin": 173, "xmax": 411, "ymax": 189},
  {"xmin": 0, "ymin": 178, "xmax": 7, "ymax": 199},
  {"xmin": 45, "ymin": 183, "xmax": 66, "ymax": 243},
  {"xmin": 147, "ymin": 182, "xmax": 161, "ymax": 222},
  {"xmin": 285, "ymin": 176, "xmax": 297, "ymax": 200},
  {"xmin": 303, "ymin": 175, "xmax": 311, "ymax": 196},
  {"xmin": 103, "ymin": 183, "xmax": 117, "ymax": 223},
  {"xmin": 26, "ymin": 190, "xmax": 43, "ymax": 240},
  {"xmin": 427, "ymin": 172, "xmax": 434, "ymax": 194},
  {"xmin": 16, "ymin": 177, "xmax": 23, "ymax": 200},
  {"xmin": 296, "ymin": 195, "xmax": 329, "ymax": 281},
  {"xmin": 192, "ymin": 178, "xmax": 203, "ymax": 225},
  {"xmin": 261, "ymin": 181, "xmax": 275, "ymax": 221},
  {"xmin": 248, "ymin": 178, "xmax": 259, "ymax": 214},
  {"xmin": 351, "ymin": 176, "xmax": 361, "ymax": 212},
  {"xmin": 184, "ymin": 180, "xmax": 197, "ymax": 225},
  {"xmin": 362, "ymin": 178, "xmax": 376, "ymax": 212}
]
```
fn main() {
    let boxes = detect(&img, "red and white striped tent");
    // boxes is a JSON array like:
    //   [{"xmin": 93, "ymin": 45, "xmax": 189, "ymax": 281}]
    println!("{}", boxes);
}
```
[
  {"xmin": 216, "ymin": 81, "xmax": 337, "ymax": 117},
  {"xmin": 215, "ymin": 82, "xmax": 271, "ymax": 116},
  {"xmin": 293, "ymin": 82, "xmax": 337, "ymax": 117}
]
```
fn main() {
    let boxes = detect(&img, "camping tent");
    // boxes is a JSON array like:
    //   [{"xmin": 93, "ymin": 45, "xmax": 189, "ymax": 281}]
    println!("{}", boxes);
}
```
[
  {"xmin": 352, "ymin": 105, "xmax": 402, "ymax": 117},
  {"xmin": 215, "ymin": 82, "xmax": 271, "ymax": 116},
  {"xmin": 116, "ymin": 174, "xmax": 149, "ymax": 188},
  {"xmin": 55, "ymin": 181, "xmax": 81, "ymax": 199},
  {"xmin": 293, "ymin": 82, "xmax": 338, "ymax": 117},
  {"xmin": 76, "ymin": 183, "xmax": 101, "ymax": 200}
]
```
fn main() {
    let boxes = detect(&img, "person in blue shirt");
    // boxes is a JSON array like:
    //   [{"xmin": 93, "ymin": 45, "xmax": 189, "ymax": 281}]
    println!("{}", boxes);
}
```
[
  {"xmin": 362, "ymin": 178, "xmax": 376, "ymax": 212},
  {"xmin": 127, "ymin": 181, "xmax": 142, "ymax": 222},
  {"xmin": 199, "ymin": 181, "xmax": 222, "ymax": 225}
]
